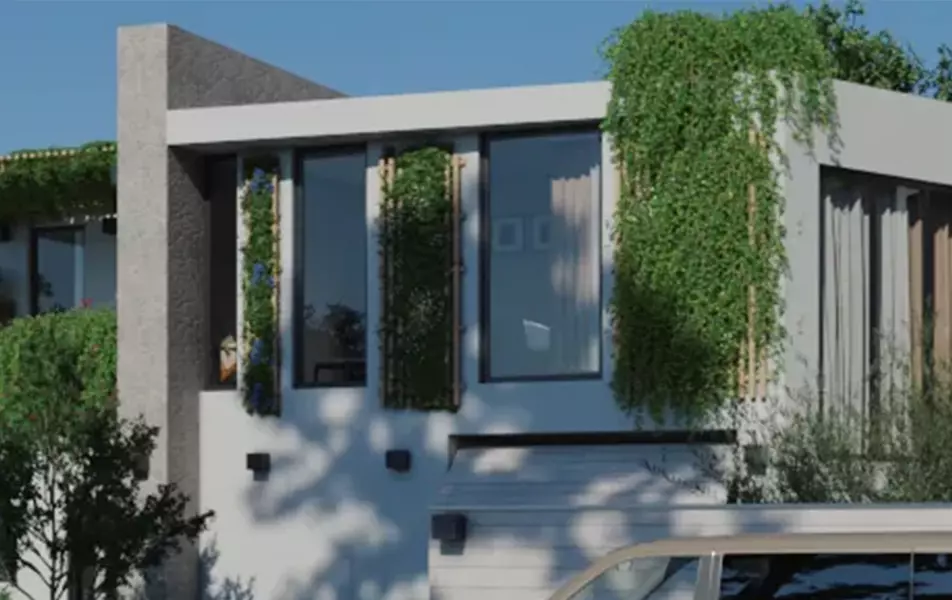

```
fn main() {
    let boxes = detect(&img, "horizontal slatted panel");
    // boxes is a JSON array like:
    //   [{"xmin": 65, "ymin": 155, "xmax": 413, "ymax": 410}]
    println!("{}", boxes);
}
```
[
  {"xmin": 430, "ymin": 443, "xmax": 727, "ymax": 600},
  {"xmin": 436, "ymin": 444, "xmax": 729, "ymax": 510}
]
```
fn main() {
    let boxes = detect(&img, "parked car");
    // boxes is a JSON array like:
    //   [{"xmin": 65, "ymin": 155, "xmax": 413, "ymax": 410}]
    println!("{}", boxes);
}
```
[{"xmin": 550, "ymin": 530, "xmax": 952, "ymax": 600}]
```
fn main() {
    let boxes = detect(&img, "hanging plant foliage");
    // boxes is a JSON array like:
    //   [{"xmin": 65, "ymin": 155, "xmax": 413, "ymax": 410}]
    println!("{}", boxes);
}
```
[
  {"xmin": 378, "ymin": 147, "xmax": 462, "ymax": 411},
  {"xmin": 240, "ymin": 162, "xmax": 281, "ymax": 416},
  {"xmin": 0, "ymin": 141, "xmax": 116, "ymax": 222},
  {"xmin": 603, "ymin": 6, "xmax": 838, "ymax": 424}
]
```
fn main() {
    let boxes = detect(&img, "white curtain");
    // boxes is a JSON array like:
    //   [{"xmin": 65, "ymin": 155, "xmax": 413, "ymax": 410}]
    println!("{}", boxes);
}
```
[
  {"xmin": 820, "ymin": 171, "xmax": 911, "ymax": 418},
  {"xmin": 550, "ymin": 167, "xmax": 601, "ymax": 375}
]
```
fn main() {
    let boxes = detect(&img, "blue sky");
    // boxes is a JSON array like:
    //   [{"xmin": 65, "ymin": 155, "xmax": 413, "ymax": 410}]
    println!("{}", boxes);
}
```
[{"xmin": 1, "ymin": 1, "xmax": 949, "ymax": 155}]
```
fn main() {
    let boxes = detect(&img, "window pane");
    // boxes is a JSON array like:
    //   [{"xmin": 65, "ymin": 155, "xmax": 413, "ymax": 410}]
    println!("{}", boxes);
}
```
[
  {"xmin": 34, "ymin": 227, "xmax": 84, "ymax": 314},
  {"xmin": 720, "ymin": 553, "xmax": 910, "ymax": 600},
  {"xmin": 484, "ymin": 131, "xmax": 601, "ymax": 379},
  {"xmin": 207, "ymin": 156, "xmax": 238, "ymax": 389},
  {"xmin": 913, "ymin": 553, "xmax": 952, "ymax": 598},
  {"xmin": 295, "ymin": 150, "xmax": 367, "ymax": 386},
  {"xmin": 568, "ymin": 556, "xmax": 699, "ymax": 600}
]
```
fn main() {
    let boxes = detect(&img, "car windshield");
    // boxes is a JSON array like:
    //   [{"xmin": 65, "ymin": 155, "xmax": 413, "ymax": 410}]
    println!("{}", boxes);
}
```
[{"xmin": 566, "ymin": 556, "xmax": 700, "ymax": 600}]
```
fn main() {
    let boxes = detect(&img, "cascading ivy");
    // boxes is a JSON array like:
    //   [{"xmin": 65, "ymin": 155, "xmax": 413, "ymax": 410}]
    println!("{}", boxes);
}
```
[
  {"xmin": 0, "ymin": 141, "xmax": 116, "ymax": 222},
  {"xmin": 379, "ymin": 147, "xmax": 457, "ymax": 411},
  {"xmin": 603, "ymin": 6, "xmax": 838, "ymax": 424},
  {"xmin": 240, "ymin": 165, "xmax": 280, "ymax": 416}
]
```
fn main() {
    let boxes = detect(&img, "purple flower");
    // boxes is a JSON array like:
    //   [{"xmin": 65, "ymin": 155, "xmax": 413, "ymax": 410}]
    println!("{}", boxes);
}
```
[
  {"xmin": 252, "ymin": 263, "xmax": 268, "ymax": 284},
  {"xmin": 250, "ymin": 382, "xmax": 264, "ymax": 409},
  {"xmin": 250, "ymin": 169, "xmax": 274, "ymax": 195},
  {"xmin": 250, "ymin": 338, "xmax": 265, "ymax": 366}
]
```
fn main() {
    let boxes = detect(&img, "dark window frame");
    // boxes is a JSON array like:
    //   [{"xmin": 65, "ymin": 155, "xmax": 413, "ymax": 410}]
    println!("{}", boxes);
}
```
[
  {"xmin": 478, "ymin": 124, "xmax": 605, "ymax": 383},
  {"xmin": 29, "ymin": 224, "xmax": 85, "ymax": 316},
  {"xmin": 292, "ymin": 145, "xmax": 370, "ymax": 389}
]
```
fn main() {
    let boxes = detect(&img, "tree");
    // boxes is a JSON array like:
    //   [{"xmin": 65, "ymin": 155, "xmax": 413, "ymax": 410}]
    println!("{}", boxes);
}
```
[
  {"xmin": 0, "ymin": 309, "xmax": 213, "ymax": 599},
  {"xmin": 721, "ymin": 1, "xmax": 952, "ymax": 505},
  {"xmin": 806, "ymin": 0, "xmax": 952, "ymax": 99}
]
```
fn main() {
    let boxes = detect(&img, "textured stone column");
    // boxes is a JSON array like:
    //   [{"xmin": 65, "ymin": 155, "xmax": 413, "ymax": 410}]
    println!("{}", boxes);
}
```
[{"xmin": 117, "ymin": 24, "xmax": 344, "ymax": 598}]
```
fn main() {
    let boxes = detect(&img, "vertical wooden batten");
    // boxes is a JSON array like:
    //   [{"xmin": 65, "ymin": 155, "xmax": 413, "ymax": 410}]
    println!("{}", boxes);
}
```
[
  {"xmin": 270, "ymin": 173, "xmax": 282, "ymax": 414},
  {"xmin": 738, "ymin": 128, "xmax": 771, "ymax": 402},
  {"xmin": 450, "ymin": 155, "xmax": 466, "ymax": 409},
  {"xmin": 909, "ymin": 192, "xmax": 924, "ymax": 387},
  {"xmin": 378, "ymin": 157, "xmax": 393, "ymax": 407}
]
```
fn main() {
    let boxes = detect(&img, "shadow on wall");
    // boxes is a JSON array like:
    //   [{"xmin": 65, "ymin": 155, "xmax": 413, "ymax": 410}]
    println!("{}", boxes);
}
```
[
  {"xmin": 225, "ymin": 147, "xmax": 790, "ymax": 600},
  {"xmin": 200, "ymin": 539, "xmax": 256, "ymax": 600}
]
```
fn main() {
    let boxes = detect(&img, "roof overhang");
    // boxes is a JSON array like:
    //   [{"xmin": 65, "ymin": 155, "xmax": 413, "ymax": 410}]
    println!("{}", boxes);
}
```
[{"xmin": 166, "ymin": 81, "xmax": 610, "ymax": 148}]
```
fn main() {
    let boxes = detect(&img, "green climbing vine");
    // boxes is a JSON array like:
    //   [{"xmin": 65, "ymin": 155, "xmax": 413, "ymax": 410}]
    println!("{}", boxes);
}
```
[
  {"xmin": 603, "ymin": 5, "xmax": 838, "ymax": 424},
  {"xmin": 379, "ymin": 147, "xmax": 457, "ymax": 411},
  {"xmin": 0, "ymin": 141, "xmax": 116, "ymax": 222},
  {"xmin": 240, "ymin": 162, "xmax": 281, "ymax": 416}
]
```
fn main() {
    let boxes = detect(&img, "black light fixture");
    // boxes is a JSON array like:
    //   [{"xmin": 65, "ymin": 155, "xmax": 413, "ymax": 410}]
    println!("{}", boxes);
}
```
[
  {"xmin": 431, "ymin": 513, "xmax": 468, "ymax": 544},
  {"xmin": 744, "ymin": 444, "xmax": 769, "ymax": 476},
  {"xmin": 132, "ymin": 451, "xmax": 150, "ymax": 481},
  {"xmin": 246, "ymin": 452, "xmax": 271, "ymax": 474},
  {"xmin": 101, "ymin": 217, "xmax": 117, "ymax": 236},
  {"xmin": 385, "ymin": 449, "xmax": 412, "ymax": 473}
]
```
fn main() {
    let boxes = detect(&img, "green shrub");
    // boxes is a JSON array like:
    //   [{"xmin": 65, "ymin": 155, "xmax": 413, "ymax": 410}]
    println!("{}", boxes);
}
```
[
  {"xmin": 0, "ymin": 307, "xmax": 213, "ymax": 597},
  {"xmin": 0, "ymin": 307, "xmax": 116, "ymax": 423}
]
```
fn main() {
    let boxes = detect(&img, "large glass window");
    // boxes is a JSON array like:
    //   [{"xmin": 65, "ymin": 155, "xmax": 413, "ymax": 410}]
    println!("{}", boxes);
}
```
[
  {"xmin": 719, "ymin": 553, "xmax": 910, "ymax": 599},
  {"xmin": 482, "ymin": 130, "xmax": 602, "ymax": 381},
  {"xmin": 294, "ymin": 149, "xmax": 367, "ymax": 387},
  {"xmin": 32, "ymin": 226, "xmax": 84, "ymax": 315}
]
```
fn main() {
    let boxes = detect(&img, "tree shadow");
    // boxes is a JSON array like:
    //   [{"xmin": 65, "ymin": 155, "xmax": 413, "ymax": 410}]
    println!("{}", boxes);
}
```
[
  {"xmin": 197, "ymin": 137, "xmax": 792, "ymax": 600},
  {"xmin": 200, "ymin": 539, "xmax": 256, "ymax": 600}
]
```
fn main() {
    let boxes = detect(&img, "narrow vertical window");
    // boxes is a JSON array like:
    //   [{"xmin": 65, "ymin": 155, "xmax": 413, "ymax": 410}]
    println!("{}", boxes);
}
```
[
  {"xmin": 295, "ymin": 149, "xmax": 368, "ymax": 387},
  {"xmin": 207, "ymin": 155, "xmax": 238, "ymax": 389}
]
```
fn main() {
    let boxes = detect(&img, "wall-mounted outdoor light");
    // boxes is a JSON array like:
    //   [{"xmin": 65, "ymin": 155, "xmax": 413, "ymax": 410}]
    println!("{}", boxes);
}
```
[
  {"xmin": 246, "ymin": 452, "xmax": 271, "ymax": 475},
  {"xmin": 744, "ymin": 444, "xmax": 769, "ymax": 477},
  {"xmin": 101, "ymin": 217, "xmax": 117, "ymax": 236},
  {"xmin": 132, "ymin": 451, "xmax": 150, "ymax": 481},
  {"xmin": 385, "ymin": 449, "xmax": 412, "ymax": 473},
  {"xmin": 431, "ymin": 512, "xmax": 467, "ymax": 544}
]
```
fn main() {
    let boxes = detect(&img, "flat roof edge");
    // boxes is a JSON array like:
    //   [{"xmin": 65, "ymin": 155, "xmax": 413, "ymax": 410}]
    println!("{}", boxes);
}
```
[{"xmin": 167, "ymin": 81, "xmax": 610, "ymax": 147}]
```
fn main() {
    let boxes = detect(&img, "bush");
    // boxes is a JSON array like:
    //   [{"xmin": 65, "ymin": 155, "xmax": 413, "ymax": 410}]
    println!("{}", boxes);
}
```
[
  {"xmin": 0, "ymin": 307, "xmax": 116, "ymax": 419},
  {"xmin": 0, "ymin": 308, "xmax": 213, "ymax": 598},
  {"xmin": 730, "ymin": 344, "xmax": 952, "ymax": 504}
]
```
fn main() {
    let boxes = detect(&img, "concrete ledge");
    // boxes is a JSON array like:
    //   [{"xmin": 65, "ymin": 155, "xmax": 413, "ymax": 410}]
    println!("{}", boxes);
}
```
[{"xmin": 166, "ymin": 81, "xmax": 611, "ymax": 147}]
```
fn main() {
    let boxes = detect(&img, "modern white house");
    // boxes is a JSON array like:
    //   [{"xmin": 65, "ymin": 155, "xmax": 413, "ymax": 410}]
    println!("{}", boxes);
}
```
[{"xmin": 8, "ymin": 21, "xmax": 952, "ymax": 600}]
